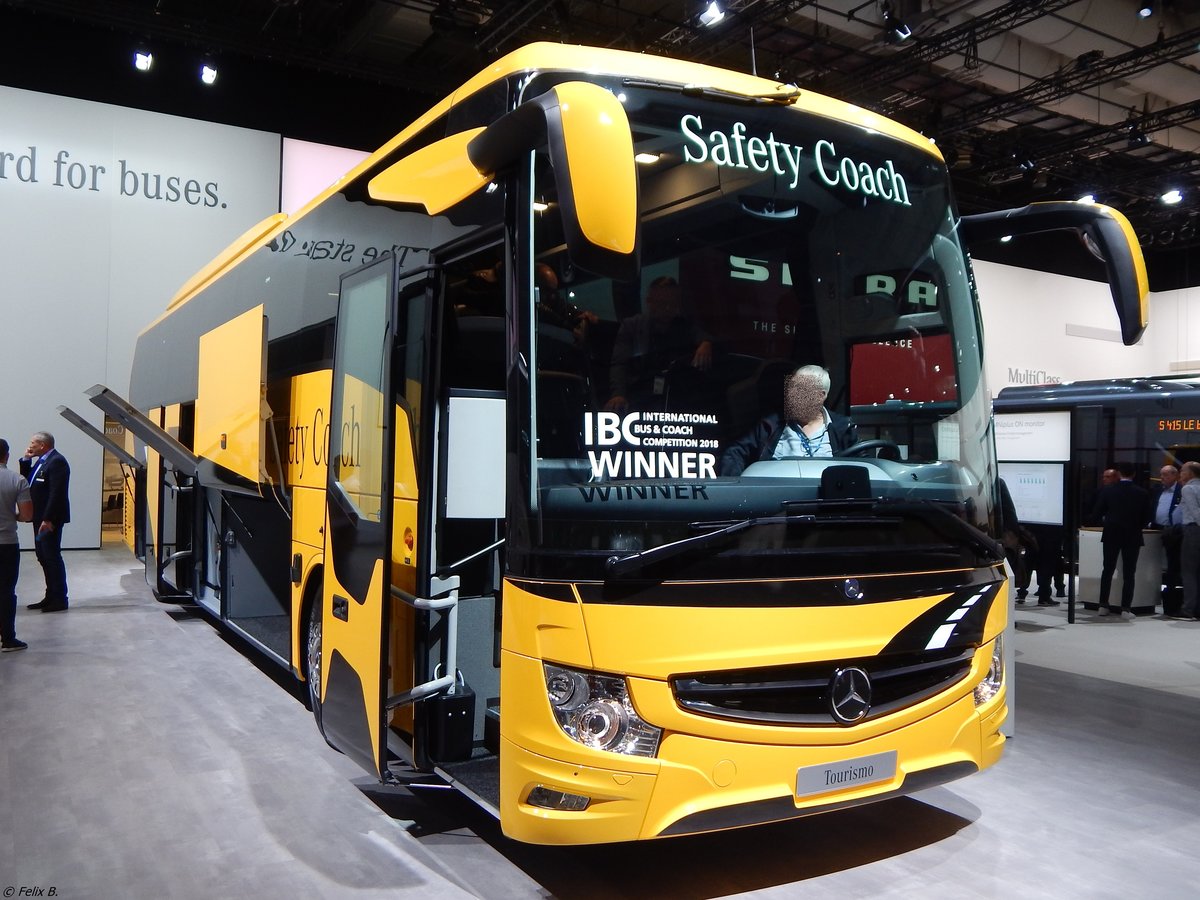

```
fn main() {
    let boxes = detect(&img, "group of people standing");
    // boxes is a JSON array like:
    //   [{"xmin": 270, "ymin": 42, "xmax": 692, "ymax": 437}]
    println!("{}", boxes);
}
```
[
  {"xmin": 1089, "ymin": 461, "xmax": 1200, "ymax": 619},
  {"xmin": 1, "ymin": 432, "xmax": 71, "ymax": 652},
  {"xmin": 1148, "ymin": 461, "xmax": 1200, "ymax": 621}
]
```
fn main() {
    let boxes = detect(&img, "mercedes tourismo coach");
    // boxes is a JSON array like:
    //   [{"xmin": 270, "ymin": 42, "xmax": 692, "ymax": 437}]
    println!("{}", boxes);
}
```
[{"xmin": 66, "ymin": 43, "xmax": 1148, "ymax": 844}]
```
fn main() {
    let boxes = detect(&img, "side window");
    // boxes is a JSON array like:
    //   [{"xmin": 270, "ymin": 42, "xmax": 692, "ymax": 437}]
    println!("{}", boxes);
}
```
[{"xmin": 332, "ymin": 268, "xmax": 391, "ymax": 522}]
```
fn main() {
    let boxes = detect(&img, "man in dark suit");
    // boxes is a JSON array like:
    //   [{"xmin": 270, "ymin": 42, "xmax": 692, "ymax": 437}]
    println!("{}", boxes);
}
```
[
  {"xmin": 1090, "ymin": 461, "xmax": 1152, "ymax": 618},
  {"xmin": 19, "ymin": 431, "xmax": 71, "ymax": 612}
]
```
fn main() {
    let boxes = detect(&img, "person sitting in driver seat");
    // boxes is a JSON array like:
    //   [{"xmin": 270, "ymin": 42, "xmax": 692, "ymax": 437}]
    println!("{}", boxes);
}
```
[{"xmin": 719, "ymin": 364, "xmax": 858, "ymax": 475}]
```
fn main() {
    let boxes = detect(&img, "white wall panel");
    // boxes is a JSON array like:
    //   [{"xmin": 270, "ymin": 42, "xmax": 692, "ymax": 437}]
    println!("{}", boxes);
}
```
[
  {"xmin": 975, "ymin": 260, "xmax": 1200, "ymax": 396},
  {"xmin": 0, "ymin": 85, "xmax": 281, "ymax": 548}
]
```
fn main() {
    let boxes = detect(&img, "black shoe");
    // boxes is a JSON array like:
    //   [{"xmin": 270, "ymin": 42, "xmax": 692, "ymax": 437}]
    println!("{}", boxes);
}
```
[
  {"xmin": 1056, "ymin": 589, "xmax": 1067, "ymax": 598},
  {"xmin": 1015, "ymin": 598, "xmax": 1026, "ymax": 605},
  {"xmin": 26, "ymin": 600, "xmax": 46, "ymax": 610},
  {"xmin": 1037, "ymin": 598, "xmax": 1060, "ymax": 607},
  {"xmin": 1, "ymin": 639, "xmax": 28, "ymax": 652},
  {"xmin": 40, "ymin": 602, "xmax": 68, "ymax": 613},
  {"xmin": 1016, "ymin": 590, "xmax": 1028, "ymax": 600}
]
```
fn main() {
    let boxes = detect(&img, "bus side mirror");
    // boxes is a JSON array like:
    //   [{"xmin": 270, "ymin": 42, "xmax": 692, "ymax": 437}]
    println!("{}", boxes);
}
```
[
  {"xmin": 958, "ymin": 201, "xmax": 1148, "ymax": 346},
  {"xmin": 468, "ymin": 81, "xmax": 640, "ymax": 281}
]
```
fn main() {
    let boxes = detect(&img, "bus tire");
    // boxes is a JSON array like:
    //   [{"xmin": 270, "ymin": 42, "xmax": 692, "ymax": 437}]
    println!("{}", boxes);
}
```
[{"xmin": 304, "ymin": 592, "xmax": 341, "ymax": 753}]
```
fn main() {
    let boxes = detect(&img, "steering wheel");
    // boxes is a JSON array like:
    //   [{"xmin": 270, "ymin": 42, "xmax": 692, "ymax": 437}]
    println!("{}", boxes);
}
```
[{"xmin": 837, "ymin": 439, "xmax": 902, "ymax": 461}]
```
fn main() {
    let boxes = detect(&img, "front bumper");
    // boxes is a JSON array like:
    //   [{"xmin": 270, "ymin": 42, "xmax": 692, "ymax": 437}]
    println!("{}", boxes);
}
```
[{"xmin": 497, "ymin": 646, "xmax": 1007, "ymax": 845}]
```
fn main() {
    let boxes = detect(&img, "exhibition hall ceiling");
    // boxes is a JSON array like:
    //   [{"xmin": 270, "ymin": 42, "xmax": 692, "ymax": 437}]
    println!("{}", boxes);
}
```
[{"xmin": 4, "ymin": 0, "xmax": 1199, "ymax": 286}]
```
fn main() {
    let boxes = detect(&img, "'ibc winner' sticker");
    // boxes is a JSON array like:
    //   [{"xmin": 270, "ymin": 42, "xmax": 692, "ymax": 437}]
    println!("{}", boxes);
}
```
[{"xmin": 582, "ymin": 411, "xmax": 719, "ymax": 479}]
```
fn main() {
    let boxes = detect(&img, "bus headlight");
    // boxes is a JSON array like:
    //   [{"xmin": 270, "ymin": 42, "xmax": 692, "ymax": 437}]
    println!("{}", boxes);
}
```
[
  {"xmin": 973, "ymin": 636, "xmax": 1004, "ymax": 706},
  {"xmin": 543, "ymin": 663, "xmax": 662, "ymax": 757}
]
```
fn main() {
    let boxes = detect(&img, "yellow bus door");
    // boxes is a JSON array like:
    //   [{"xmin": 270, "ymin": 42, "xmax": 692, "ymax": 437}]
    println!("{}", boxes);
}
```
[{"xmin": 317, "ymin": 254, "xmax": 436, "ymax": 779}]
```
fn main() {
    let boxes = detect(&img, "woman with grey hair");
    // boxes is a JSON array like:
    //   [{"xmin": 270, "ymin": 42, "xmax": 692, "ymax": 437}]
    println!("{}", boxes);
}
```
[{"xmin": 718, "ymin": 364, "xmax": 858, "ymax": 475}]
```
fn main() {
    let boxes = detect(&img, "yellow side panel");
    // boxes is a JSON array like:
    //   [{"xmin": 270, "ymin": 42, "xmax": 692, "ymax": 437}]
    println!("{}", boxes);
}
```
[
  {"xmin": 501, "ymin": 580, "xmax": 594, "ymax": 670},
  {"xmin": 335, "ymin": 372, "xmax": 386, "ymax": 521},
  {"xmin": 368, "ymin": 128, "xmax": 488, "ymax": 214},
  {"xmin": 286, "ymin": 370, "xmax": 333, "ymax": 492},
  {"xmin": 196, "ymin": 305, "xmax": 267, "ymax": 485},
  {"xmin": 387, "ymin": 403, "xmax": 420, "ymax": 732},
  {"xmin": 291, "ymin": 485, "xmax": 326, "ymax": 550}
]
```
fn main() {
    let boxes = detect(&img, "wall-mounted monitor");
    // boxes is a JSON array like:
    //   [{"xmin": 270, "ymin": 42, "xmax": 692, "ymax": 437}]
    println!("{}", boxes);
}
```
[{"xmin": 999, "ymin": 461, "xmax": 1065, "ymax": 526}]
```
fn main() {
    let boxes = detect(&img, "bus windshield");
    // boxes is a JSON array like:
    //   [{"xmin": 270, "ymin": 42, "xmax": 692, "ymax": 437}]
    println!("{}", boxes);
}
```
[{"xmin": 513, "ymin": 83, "xmax": 997, "ymax": 583}]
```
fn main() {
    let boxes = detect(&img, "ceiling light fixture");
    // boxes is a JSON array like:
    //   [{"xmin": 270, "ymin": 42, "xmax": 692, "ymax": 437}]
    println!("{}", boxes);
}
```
[
  {"xmin": 200, "ymin": 63, "xmax": 218, "ymax": 86},
  {"xmin": 699, "ymin": 2, "xmax": 725, "ymax": 27},
  {"xmin": 1137, "ymin": 2, "xmax": 1154, "ymax": 19},
  {"xmin": 133, "ymin": 50, "xmax": 154, "ymax": 72},
  {"xmin": 1078, "ymin": 194, "xmax": 1096, "ymax": 204},
  {"xmin": 1161, "ymin": 189, "xmax": 1183, "ymax": 205},
  {"xmin": 881, "ymin": 2, "xmax": 912, "ymax": 44}
]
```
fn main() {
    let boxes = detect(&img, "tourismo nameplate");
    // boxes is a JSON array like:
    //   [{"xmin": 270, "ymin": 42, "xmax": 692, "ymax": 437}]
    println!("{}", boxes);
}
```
[{"xmin": 795, "ymin": 750, "xmax": 898, "ymax": 799}]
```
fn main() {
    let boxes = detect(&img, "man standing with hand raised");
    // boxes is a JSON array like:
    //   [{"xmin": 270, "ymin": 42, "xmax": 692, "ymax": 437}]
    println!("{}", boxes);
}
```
[{"xmin": 20, "ymin": 431, "xmax": 71, "ymax": 613}]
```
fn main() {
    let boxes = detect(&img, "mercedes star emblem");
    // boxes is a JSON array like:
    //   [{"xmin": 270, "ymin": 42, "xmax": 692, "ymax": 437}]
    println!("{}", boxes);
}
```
[{"xmin": 828, "ymin": 666, "xmax": 872, "ymax": 724}]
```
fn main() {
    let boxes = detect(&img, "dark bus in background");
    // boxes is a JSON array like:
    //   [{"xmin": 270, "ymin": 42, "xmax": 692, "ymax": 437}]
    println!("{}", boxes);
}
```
[{"xmin": 995, "ymin": 376, "xmax": 1200, "ymax": 516}]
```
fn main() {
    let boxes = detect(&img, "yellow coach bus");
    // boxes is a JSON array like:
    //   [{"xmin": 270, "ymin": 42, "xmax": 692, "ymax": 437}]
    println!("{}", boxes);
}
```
[{"xmin": 67, "ymin": 42, "xmax": 1148, "ymax": 845}]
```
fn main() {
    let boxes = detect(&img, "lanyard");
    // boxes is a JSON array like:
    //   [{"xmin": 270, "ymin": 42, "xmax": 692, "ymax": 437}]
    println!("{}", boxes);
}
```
[
  {"xmin": 27, "ymin": 453, "xmax": 47, "ymax": 483},
  {"xmin": 797, "ymin": 425, "xmax": 827, "ymax": 457}
]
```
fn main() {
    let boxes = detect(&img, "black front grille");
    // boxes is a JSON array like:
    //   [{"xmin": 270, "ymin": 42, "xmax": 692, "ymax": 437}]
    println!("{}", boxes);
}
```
[{"xmin": 672, "ymin": 646, "xmax": 975, "ymax": 726}]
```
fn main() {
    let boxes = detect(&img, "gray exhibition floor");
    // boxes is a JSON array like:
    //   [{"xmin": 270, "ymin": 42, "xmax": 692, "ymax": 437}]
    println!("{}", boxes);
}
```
[{"xmin": 2, "ymin": 542, "xmax": 1199, "ymax": 899}]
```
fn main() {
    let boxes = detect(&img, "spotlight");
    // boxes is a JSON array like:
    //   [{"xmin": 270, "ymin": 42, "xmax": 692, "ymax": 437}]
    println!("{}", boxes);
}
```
[
  {"xmin": 1126, "ymin": 125, "xmax": 1149, "ymax": 148},
  {"xmin": 699, "ymin": 2, "xmax": 724, "ymax": 27},
  {"xmin": 1078, "ymin": 193, "xmax": 1096, "ymax": 204},
  {"xmin": 133, "ymin": 50, "xmax": 154, "ymax": 72},
  {"xmin": 881, "ymin": 3, "xmax": 912, "ymax": 44},
  {"xmin": 1137, "ymin": 2, "xmax": 1154, "ymax": 19},
  {"xmin": 1161, "ymin": 189, "xmax": 1183, "ymax": 205},
  {"xmin": 200, "ymin": 63, "xmax": 218, "ymax": 86}
]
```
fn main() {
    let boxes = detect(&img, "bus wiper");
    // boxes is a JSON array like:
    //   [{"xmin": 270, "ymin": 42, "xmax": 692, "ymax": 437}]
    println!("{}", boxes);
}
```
[
  {"xmin": 605, "ymin": 517, "xmax": 757, "ymax": 581},
  {"xmin": 873, "ymin": 498, "xmax": 1004, "ymax": 564},
  {"xmin": 622, "ymin": 78, "xmax": 801, "ymax": 106},
  {"xmin": 604, "ymin": 510, "xmax": 886, "ymax": 581}
]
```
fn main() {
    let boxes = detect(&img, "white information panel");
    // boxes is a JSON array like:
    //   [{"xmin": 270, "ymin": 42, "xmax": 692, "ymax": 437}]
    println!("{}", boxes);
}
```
[
  {"xmin": 994, "ymin": 410, "xmax": 1071, "ymax": 462},
  {"xmin": 999, "ymin": 462, "xmax": 1065, "ymax": 526}
]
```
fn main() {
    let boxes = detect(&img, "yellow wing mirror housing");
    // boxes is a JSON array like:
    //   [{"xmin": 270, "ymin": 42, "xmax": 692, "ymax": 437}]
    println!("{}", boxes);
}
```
[{"xmin": 369, "ymin": 81, "xmax": 639, "ymax": 281}]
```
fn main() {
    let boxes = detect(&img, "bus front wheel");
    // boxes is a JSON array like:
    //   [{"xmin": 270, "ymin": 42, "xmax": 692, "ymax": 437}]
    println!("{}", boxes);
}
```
[{"xmin": 304, "ymin": 598, "xmax": 340, "ymax": 752}]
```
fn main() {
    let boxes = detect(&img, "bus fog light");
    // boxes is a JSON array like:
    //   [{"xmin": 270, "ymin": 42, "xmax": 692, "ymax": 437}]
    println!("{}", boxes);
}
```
[
  {"xmin": 527, "ymin": 785, "xmax": 591, "ymax": 811},
  {"xmin": 544, "ymin": 663, "xmax": 662, "ymax": 757},
  {"xmin": 973, "ymin": 636, "xmax": 1004, "ymax": 706}
]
